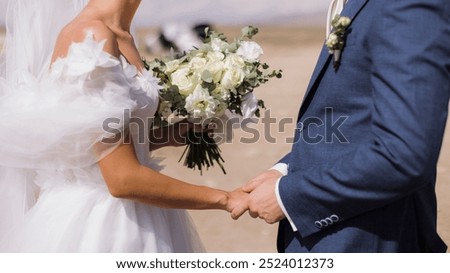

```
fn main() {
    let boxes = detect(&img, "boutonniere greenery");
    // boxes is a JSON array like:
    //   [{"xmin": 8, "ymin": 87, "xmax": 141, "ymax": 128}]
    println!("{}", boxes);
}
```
[{"xmin": 325, "ymin": 15, "xmax": 351, "ymax": 70}]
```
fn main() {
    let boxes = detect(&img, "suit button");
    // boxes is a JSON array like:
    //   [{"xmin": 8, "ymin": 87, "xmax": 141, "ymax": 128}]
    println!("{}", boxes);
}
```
[
  {"xmin": 330, "ymin": 215, "xmax": 339, "ymax": 222},
  {"xmin": 320, "ymin": 219, "xmax": 329, "ymax": 227},
  {"xmin": 325, "ymin": 217, "xmax": 333, "ymax": 225},
  {"xmin": 314, "ymin": 221, "xmax": 323, "ymax": 229}
]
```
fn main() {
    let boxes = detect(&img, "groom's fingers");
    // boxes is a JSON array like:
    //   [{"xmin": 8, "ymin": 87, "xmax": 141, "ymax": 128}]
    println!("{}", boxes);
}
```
[
  {"xmin": 242, "ymin": 179, "xmax": 261, "ymax": 193},
  {"xmin": 243, "ymin": 170, "xmax": 282, "ymax": 192},
  {"xmin": 249, "ymin": 210, "xmax": 259, "ymax": 219}
]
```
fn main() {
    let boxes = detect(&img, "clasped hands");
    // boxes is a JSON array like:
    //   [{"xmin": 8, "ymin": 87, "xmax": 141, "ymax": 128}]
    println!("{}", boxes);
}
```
[
  {"xmin": 226, "ymin": 169, "xmax": 286, "ymax": 224},
  {"xmin": 152, "ymin": 121, "xmax": 286, "ymax": 224}
]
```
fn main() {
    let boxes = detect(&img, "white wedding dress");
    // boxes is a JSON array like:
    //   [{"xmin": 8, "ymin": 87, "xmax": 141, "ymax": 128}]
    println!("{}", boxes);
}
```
[{"xmin": 0, "ymin": 32, "xmax": 204, "ymax": 252}]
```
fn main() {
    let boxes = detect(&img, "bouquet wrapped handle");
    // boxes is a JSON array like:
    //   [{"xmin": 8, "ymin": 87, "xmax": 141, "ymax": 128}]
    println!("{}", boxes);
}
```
[{"xmin": 179, "ymin": 129, "xmax": 226, "ymax": 175}]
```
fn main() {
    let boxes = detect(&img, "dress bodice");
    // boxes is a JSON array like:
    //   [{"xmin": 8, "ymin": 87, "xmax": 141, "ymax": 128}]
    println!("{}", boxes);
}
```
[{"xmin": 26, "ymin": 32, "xmax": 162, "ymax": 188}]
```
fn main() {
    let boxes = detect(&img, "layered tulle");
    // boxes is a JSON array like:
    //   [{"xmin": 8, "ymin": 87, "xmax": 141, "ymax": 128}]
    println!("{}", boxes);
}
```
[
  {"xmin": 0, "ymin": 33, "xmax": 204, "ymax": 252},
  {"xmin": 0, "ymin": 167, "xmax": 203, "ymax": 252}
]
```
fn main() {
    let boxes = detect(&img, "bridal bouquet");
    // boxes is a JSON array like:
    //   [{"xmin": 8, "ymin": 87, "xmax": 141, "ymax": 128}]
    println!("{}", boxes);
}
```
[{"xmin": 146, "ymin": 26, "xmax": 282, "ymax": 174}]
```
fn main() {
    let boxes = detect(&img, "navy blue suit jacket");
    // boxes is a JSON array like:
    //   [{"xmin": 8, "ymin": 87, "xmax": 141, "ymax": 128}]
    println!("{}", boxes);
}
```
[{"xmin": 277, "ymin": 0, "xmax": 450, "ymax": 252}]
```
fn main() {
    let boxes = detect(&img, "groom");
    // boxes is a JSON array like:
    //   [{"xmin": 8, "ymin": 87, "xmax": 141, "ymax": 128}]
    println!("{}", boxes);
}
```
[{"xmin": 236, "ymin": 0, "xmax": 450, "ymax": 252}]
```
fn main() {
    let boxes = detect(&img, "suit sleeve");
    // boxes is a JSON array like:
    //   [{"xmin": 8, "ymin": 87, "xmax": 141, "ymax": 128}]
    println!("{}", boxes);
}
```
[
  {"xmin": 277, "ymin": 152, "xmax": 291, "ymax": 165},
  {"xmin": 279, "ymin": 0, "xmax": 450, "ymax": 238}
]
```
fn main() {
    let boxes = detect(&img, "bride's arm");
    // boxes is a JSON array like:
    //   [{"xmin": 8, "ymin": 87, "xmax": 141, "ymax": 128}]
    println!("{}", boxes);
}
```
[
  {"xmin": 56, "ymin": 24, "xmax": 247, "ymax": 213},
  {"xmin": 98, "ymin": 140, "xmax": 246, "ymax": 211}
]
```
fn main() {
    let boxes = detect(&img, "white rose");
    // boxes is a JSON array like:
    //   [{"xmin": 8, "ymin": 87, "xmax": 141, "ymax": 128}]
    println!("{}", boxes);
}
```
[
  {"xmin": 207, "ymin": 51, "xmax": 225, "ymax": 63},
  {"xmin": 185, "ymin": 85, "xmax": 219, "ymax": 120},
  {"xmin": 205, "ymin": 62, "xmax": 225, "ymax": 83},
  {"xmin": 170, "ymin": 67, "xmax": 196, "ymax": 96},
  {"xmin": 236, "ymin": 41, "xmax": 264, "ymax": 62},
  {"xmin": 165, "ymin": 59, "xmax": 182, "ymax": 73},
  {"xmin": 189, "ymin": 57, "xmax": 207, "ymax": 71},
  {"xmin": 221, "ymin": 68, "xmax": 245, "ymax": 90},
  {"xmin": 224, "ymin": 53, "xmax": 245, "ymax": 69},
  {"xmin": 211, "ymin": 38, "xmax": 229, "ymax": 52},
  {"xmin": 221, "ymin": 54, "xmax": 246, "ymax": 90}
]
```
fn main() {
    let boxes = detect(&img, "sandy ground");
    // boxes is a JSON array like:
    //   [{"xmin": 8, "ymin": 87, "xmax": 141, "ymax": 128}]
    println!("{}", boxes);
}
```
[
  {"xmin": 0, "ymin": 25, "xmax": 448, "ymax": 252},
  {"xmin": 139, "ymin": 26, "xmax": 450, "ymax": 253}
]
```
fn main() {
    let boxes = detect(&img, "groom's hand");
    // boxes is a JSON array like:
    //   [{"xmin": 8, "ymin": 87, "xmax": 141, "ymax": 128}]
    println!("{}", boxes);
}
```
[
  {"xmin": 244, "ymin": 169, "xmax": 283, "ymax": 191},
  {"xmin": 242, "ymin": 171, "xmax": 285, "ymax": 224}
]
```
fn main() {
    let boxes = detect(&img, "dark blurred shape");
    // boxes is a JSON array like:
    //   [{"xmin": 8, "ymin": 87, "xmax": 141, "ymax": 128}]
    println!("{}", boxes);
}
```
[
  {"xmin": 145, "ymin": 22, "xmax": 214, "ymax": 55},
  {"xmin": 193, "ymin": 23, "xmax": 212, "ymax": 40}
]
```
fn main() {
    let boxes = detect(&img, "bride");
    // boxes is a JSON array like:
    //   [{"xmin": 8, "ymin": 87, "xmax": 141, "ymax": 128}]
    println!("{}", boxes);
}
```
[{"xmin": 0, "ymin": 0, "xmax": 248, "ymax": 252}]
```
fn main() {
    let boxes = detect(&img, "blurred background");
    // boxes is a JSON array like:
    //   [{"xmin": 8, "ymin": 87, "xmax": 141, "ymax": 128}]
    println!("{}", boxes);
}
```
[
  {"xmin": 0, "ymin": 0, "xmax": 330, "ymax": 26},
  {"xmin": 0, "ymin": 0, "xmax": 448, "ymax": 252}
]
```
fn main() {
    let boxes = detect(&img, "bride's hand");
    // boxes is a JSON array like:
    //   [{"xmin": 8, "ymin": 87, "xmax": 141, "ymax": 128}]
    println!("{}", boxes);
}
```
[
  {"xmin": 171, "ymin": 120, "xmax": 216, "ymax": 147},
  {"xmin": 225, "ymin": 188, "xmax": 249, "ymax": 220},
  {"xmin": 149, "ymin": 120, "xmax": 214, "ymax": 150}
]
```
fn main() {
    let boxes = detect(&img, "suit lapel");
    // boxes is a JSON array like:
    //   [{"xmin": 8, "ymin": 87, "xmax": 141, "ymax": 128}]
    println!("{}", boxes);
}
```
[
  {"xmin": 341, "ymin": 0, "xmax": 370, "ymax": 18},
  {"xmin": 297, "ymin": 0, "xmax": 370, "ymax": 120}
]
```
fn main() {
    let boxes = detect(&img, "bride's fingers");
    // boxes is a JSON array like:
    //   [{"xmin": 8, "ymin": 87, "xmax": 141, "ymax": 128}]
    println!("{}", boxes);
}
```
[
  {"xmin": 231, "ymin": 205, "xmax": 248, "ymax": 220},
  {"xmin": 189, "ymin": 123, "xmax": 204, "ymax": 133}
]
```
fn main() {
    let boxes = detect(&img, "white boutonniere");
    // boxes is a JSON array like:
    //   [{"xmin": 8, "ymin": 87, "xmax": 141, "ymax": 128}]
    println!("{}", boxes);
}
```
[{"xmin": 325, "ymin": 15, "xmax": 351, "ymax": 70}]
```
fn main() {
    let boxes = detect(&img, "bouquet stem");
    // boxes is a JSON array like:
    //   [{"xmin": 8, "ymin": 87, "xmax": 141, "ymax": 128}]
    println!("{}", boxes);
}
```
[{"xmin": 179, "ymin": 130, "xmax": 226, "ymax": 175}]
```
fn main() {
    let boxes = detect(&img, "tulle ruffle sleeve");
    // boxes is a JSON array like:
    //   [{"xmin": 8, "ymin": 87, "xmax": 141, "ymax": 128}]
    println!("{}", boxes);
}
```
[{"xmin": 0, "ymin": 33, "xmax": 139, "ymax": 170}]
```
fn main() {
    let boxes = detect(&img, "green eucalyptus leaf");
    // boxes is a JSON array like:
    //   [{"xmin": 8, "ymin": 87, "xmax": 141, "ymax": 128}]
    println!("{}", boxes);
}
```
[{"xmin": 201, "ymin": 70, "xmax": 213, "ymax": 83}]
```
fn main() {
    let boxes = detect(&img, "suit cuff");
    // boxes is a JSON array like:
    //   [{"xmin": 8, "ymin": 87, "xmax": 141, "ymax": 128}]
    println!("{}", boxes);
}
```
[
  {"xmin": 270, "ymin": 163, "xmax": 288, "ymax": 176},
  {"xmin": 275, "ymin": 177, "xmax": 298, "ymax": 232}
]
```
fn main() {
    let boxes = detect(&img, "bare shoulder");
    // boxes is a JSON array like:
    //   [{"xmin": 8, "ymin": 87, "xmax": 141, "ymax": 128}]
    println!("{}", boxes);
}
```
[{"xmin": 51, "ymin": 20, "xmax": 119, "ymax": 62}]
